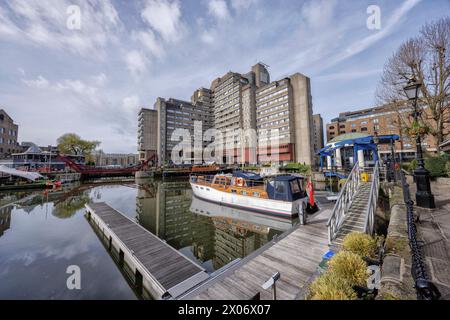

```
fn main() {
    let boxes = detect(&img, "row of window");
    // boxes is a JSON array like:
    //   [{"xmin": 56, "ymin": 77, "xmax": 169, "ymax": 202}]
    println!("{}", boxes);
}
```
[
  {"xmin": 258, "ymin": 111, "xmax": 290, "ymax": 125},
  {"xmin": 329, "ymin": 118, "xmax": 380, "ymax": 130},
  {"xmin": 0, "ymin": 137, "xmax": 18, "ymax": 145},
  {"xmin": 258, "ymin": 119, "xmax": 290, "ymax": 129},
  {"xmin": 0, "ymin": 128, "xmax": 17, "ymax": 136},
  {"xmin": 256, "ymin": 88, "xmax": 288, "ymax": 103},
  {"xmin": 257, "ymin": 102, "xmax": 289, "ymax": 117}
]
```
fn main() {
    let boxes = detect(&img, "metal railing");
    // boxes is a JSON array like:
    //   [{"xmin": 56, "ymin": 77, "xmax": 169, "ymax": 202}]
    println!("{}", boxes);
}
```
[
  {"xmin": 363, "ymin": 161, "xmax": 380, "ymax": 235},
  {"xmin": 327, "ymin": 162, "xmax": 361, "ymax": 244},
  {"xmin": 399, "ymin": 170, "xmax": 441, "ymax": 300}
]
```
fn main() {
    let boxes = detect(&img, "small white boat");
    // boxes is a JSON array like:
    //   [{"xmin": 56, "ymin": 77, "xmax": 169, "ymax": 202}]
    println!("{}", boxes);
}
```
[{"xmin": 190, "ymin": 171, "xmax": 310, "ymax": 218}]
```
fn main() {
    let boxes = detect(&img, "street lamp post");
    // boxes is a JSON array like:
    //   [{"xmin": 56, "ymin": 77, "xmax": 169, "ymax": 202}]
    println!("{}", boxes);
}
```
[{"xmin": 403, "ymin": 79, "xmax": 435, "ymax": 209}]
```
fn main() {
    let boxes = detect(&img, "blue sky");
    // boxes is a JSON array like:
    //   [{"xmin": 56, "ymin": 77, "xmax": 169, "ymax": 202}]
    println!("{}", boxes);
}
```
[{"xmin": 0, "ymin": 0, "xmax": 448, "ymax": 153}]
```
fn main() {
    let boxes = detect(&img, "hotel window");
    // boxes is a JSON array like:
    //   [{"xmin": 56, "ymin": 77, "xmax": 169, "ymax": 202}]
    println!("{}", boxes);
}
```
[
  {"xmin": 374, "ymin": 125, "xmax": 380, "ymax": 131},
  {"xmin": 361, "ymin": 127, "xmax": 368, "ymax": 132},
  {"xmin": 361, "ymin": 121, "xmax": 368, "ymax": 125},
  {"xmin": 339, "ymin": 125, "xmax": 346, "ymax": 129},
  {"xmin": 373, "ymin": 119, "xmax": 379, "ymax": 124}
]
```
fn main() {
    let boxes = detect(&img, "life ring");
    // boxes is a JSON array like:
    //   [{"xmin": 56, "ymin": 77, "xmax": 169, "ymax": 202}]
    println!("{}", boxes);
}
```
[{"xmin": 236, "ymin": 178, "xmax": 244, "ymax": 187}]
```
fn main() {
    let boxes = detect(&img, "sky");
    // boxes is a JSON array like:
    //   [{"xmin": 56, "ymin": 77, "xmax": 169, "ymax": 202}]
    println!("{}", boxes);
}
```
[{"xmin": 0, "ymin": 0, "xmax": 449, "ymax": 153}]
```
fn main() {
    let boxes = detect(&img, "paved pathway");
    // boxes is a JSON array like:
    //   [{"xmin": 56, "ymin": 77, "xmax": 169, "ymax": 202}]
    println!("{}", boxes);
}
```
[{"xmin": 413, "ymin": 182, "xmax": 450, "ymax": 299}]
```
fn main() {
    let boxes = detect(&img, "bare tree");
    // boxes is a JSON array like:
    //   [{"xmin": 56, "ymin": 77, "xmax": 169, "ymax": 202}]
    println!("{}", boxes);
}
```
[{"xmin": 376, "ymin": 17, "xmax": 450, "ymax": 152}]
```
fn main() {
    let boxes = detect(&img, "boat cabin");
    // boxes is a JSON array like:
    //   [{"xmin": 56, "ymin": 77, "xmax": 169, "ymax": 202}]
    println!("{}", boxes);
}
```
[{"xmin": 266, "ymin": 175, "xmax": 307, "ymax": 201}]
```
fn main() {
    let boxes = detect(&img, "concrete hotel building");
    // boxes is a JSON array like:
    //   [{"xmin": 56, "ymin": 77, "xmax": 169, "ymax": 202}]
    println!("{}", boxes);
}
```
[
  {"xmin": 0, "ymin": 109, "xmax": 20, "ymax": 158},
  {"xmin": 155, "ymin": 98, "xmax": 213, "ymax": 166},
  {"xmin": 138, "ymin": 108, "xmax": 158, "ymax": 163},
  {"xmin": 141, "ymin": 63, "xmax": 317, "ymax": 166},
  {"xmin": 325, "ymin": 102, "xmax": 450, "ymax": 160},
  {"xmin": 255, "ymin": 73, "xmax": 315, "ymax": 165}
]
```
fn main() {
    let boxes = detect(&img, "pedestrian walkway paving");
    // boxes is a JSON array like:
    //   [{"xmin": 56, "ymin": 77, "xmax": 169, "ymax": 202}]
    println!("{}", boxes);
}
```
[{"xmin": 413, "ymin": 182, "xmax": 450, "ymax": 299}]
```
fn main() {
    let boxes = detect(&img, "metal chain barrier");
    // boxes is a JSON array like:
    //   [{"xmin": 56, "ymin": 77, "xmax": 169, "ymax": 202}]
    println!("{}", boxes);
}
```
[{"xmin": 400, "ymin": 170, "xmax": 441, "ymax": 300}]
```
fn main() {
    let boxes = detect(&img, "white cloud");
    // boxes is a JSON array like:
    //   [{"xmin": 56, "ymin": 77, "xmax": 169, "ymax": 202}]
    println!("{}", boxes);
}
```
[
  {"xmin": 208, "ymin": 0, "xmax": 230, "ymax": 21},
  {"xmin": 122, "ymin": 95, "xmax": 140, "ymax": 115},
  {"xmin": 301, "ymin": 0, "xmax": 337, "ymax": 30},
  {"xmin": 230, "ymin": 0, "xmax": 258, "ymax": 12},
  {"xmin": 0, "ymin": 0, "xmax": 122, "ymax": 58},
  {"xmin": 92, "ymin": 73, "xmax": 108, "ymax": 87},
  {"xmin": 22, "ymin": 75, "xmax": 50, "ymax": 89},
  {"xmin": 125, "ymin": 50, "xmax": 149, "ymax": 78},
  {"xmin": 141, "ymin": 0, "xmax": 184, "ymax": 43},
  {"xmin": 201, "ymin": 30, "xmax": 216, "ymax": 44},
  {"xmin": 132, "ymin": 30, "xmax": 165, "ymax": 59}
]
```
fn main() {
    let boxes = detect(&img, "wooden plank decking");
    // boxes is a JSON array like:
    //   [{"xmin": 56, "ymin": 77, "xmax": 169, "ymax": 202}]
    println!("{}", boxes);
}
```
[
  {"xmin": 85, "ymin": 202, "xmax": 210, "ymax": 299},
  {"xmin": 182, "ymin": 209, "xmax": 331, "ymax": 300}
]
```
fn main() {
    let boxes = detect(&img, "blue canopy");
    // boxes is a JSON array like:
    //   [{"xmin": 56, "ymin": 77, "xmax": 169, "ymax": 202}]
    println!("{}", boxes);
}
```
[
  {"xmin": 232, "ymin": 171, "xmax": 263, "ymax": 181},
  {"xmin": 317, "ymin": 134, "xmax": 400, "ymax": 170}
]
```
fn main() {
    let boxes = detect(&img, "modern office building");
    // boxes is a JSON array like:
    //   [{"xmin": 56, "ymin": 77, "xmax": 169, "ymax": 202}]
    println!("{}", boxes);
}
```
[
  {"xmin": 138, "ymin": 108, "xmax": 158, "ymax": 163},
  {"xmin": 255, "ymin": 73, "xmax": 315, "ymax": 165},
  {"xmin": 155, "ymin": 98, "xmax": 214, "ymax": 166},
  {"xmin": 0, "ymin": 109, "xmax": 20, "ymax": 158},
  {"xmin": 325, "ymin": 102, "xmax": 450, "ymax": 160}
]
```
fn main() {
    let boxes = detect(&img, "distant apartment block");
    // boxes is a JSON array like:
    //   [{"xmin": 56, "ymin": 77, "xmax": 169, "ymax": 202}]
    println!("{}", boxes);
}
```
[
  {"xmin": 155, "ymin": 98, "xmax": 213, "ymax": 166},
  {"xmin": 93, "ymin": 151, "xmax": 139, "ymax": 167},
  {"xmin": 325, "ymin": 102, "xmax": 450, "ymax": 160},
  {"xmin": 138, "ymin": 108, "xmax": 158, "ymax": 163},
  {"xmin": 0, "ymin": 109, "xmax": 20, "ymax": 158}
]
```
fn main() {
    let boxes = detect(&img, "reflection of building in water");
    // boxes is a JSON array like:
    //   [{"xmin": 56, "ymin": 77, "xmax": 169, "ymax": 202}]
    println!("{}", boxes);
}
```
[
  {"xmin": 136, "ymin": 180, "xmax": 285, "ymax": 270},
  {"xmin": 0, "ymin": 206, "xmax": 12, "ymax": 237},
  {"xmin": 211, "ymin": 217, "xmax": 274, "ymax": 270},
  {"xmin": 136, "ymin": 181, "xmax": 215, "ymax": 263}
]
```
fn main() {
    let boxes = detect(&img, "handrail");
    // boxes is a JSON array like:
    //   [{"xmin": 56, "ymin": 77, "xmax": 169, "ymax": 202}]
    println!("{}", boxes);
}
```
[
  {"xmin": 327, "ymin": 162, "xmax": 361, "ymax": 244},
  {"xmin": 363, "ymin": 161, "xmax": 379, "ymax": 235},
  {"xmin": 399, "ymin": 170, "xmax": 441, "ymax": 300}
]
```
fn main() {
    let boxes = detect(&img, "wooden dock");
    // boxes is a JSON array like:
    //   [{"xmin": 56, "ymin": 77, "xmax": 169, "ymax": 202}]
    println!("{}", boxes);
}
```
[
  {"xmin": 85, "ymin": 202, "xmax": 210, "ymax": 299},
  {"xmin": 181, "ymin": 207, "xmax": 332, "ymax": 300}
]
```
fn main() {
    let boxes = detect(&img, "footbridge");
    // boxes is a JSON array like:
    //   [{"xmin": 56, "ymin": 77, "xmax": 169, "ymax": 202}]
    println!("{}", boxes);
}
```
[{"xmin": 327, "ymin": 161, "xmax": 381, "ymax": 249}]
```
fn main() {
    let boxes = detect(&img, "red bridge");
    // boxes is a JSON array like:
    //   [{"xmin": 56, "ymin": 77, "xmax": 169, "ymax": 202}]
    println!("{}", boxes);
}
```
[{"xmin": 57, "ymin": 154, "xmax": 156, "ymax": 179}]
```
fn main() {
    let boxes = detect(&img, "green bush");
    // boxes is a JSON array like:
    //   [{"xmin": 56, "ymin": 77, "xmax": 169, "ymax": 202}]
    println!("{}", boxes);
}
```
[
  {"xmin": 282, "ymin": 162, "xmax": 312, "ymax": 175},
  {"xmin": 424, "ymin": 157, "xmax": 447, "ymax": 177},
  {"xmin": 308, "ymin": 271, "xmax": 357, "ymax": 300},
  {"xmin": 342, "ymin": 232, "xmax": 377, "ymax": 258},
  {"xmin": 327, "ymin": 251, "xmax": 368, "ymax": 287},
  {"xmin": 446, "ymin": 162, "xmax": 450, "ymax": 178},
  {"xmin": 408, "ymin": 159, "xmax": 418, "ymax": 172}
]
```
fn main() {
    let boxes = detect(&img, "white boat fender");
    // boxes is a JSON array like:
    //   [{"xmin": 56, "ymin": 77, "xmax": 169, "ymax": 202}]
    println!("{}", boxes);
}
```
[{"xmin": 299, "ymin": 202, "xmax": 307, "ymax": 225}]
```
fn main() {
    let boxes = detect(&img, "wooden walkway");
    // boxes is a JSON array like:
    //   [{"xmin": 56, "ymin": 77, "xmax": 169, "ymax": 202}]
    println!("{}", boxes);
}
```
[
  {"xmin": 85, "ymin": 202, "xmax": 209, "ymax": 299},
  {"xmin": 182, "ymin": 209, "xmax": 331, "ymax": 300}
]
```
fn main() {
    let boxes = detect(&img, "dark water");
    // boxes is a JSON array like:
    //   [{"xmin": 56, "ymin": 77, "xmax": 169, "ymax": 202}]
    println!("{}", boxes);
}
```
[{"xmin": 0, "ymin": 179, "xmax": 291, "ymax": 299}]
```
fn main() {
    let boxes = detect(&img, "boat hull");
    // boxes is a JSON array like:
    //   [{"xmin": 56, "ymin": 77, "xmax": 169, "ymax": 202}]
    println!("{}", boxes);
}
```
[{"xmin": 190, "ymin": 182, "xmax": 308, "ymax": 218}]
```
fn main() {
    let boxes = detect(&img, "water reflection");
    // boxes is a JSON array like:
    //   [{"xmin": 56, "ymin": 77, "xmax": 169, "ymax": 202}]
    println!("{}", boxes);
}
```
[
  {"xmin": 0, "ymin": 206, "xmax": 12, "ymax": 237},
  {"xmin": 135, "ymin": 180, "xmax": 292, "ymax": 272},
  {"xmin": 0, "ymin": 179, "xmax": 297, "ymax": 299}
]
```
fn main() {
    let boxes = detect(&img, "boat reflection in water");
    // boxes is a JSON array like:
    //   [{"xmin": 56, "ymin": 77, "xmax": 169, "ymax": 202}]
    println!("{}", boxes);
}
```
[{"xmin": 190, "ymin": 195, "xmax": 299, "ymax": 233}]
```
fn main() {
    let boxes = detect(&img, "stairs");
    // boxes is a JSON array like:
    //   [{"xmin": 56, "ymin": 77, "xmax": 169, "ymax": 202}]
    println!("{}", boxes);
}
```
[{"xmin": 330, "ymin": 182, "xmax": 372, "ymax": 249}]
